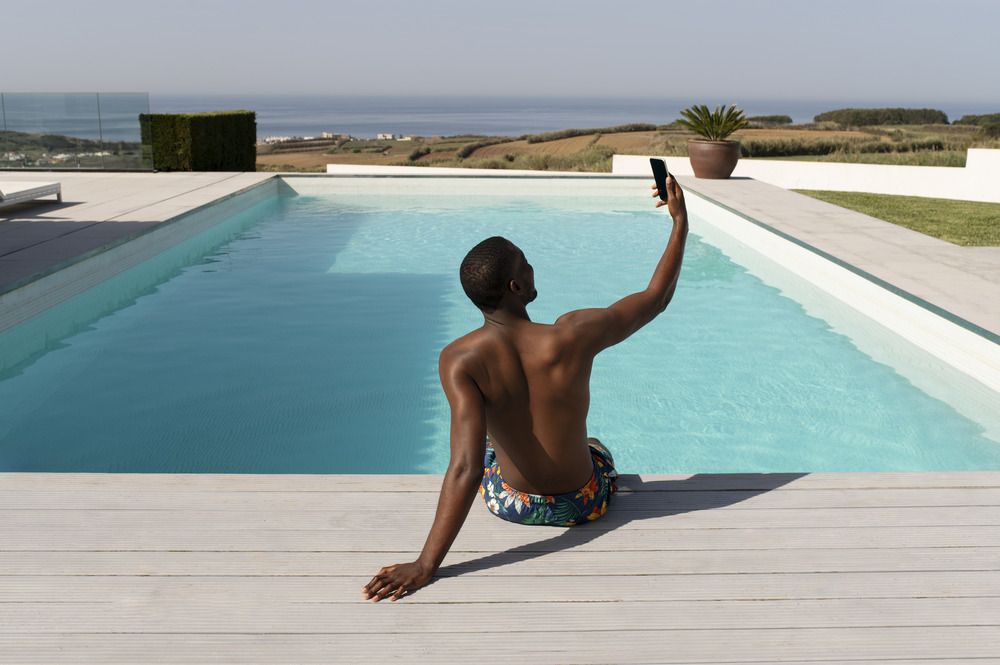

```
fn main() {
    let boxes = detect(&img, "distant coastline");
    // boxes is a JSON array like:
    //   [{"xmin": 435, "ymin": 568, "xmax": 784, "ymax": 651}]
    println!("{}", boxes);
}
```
[{"xmin": 150, "ymin": 94, "xmax": 1000, "ymax": 140}]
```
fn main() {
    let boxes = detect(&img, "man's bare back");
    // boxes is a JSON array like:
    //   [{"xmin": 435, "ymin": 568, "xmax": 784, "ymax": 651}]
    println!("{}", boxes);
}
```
[
  {"xmin": 363, "ymin": 176, "xmax": 689, "ymax": 601},
  {"xmin": 446, "ymin": 318, "xmax": 598, "ymax": 495}
]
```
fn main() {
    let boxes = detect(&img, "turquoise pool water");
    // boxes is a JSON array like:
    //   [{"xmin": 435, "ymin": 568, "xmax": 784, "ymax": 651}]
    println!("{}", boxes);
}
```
[{"xmin": 1, "ymin": 179, "xmax": 998, "ymax": 473}]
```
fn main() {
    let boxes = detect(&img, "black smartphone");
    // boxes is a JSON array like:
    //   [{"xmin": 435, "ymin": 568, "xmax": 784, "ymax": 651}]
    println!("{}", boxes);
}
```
[{"xmin": 650, "ymin": 158, "xmax": 670, "ymax": 202}]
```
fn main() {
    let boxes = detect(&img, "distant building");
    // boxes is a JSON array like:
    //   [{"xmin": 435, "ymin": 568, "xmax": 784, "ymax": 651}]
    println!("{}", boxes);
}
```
[
  {"xmin": 320, "ymin": 132, "xmax": 334, "ymax": 139},
  {"xmin": 376, "ymin": 133, "xmax": 396, "ymax": 140},
  {"xmin": 263, "ymin": 136, "xmax": 293, "ymax": 144},
  {"xmin": 398, "ymin": 136, "xmax": 414, "ymax": 142}
]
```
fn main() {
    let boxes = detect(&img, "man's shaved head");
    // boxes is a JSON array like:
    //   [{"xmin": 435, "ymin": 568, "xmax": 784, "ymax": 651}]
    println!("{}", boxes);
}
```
[{"xmin": 459, "ymin": 236, "xmax": 521, "ymax": 311}]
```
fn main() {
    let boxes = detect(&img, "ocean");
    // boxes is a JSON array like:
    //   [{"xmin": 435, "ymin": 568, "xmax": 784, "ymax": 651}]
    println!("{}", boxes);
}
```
[{"xmin": 149, "ymin": 94, "xmax": 999, "ymax": 140}]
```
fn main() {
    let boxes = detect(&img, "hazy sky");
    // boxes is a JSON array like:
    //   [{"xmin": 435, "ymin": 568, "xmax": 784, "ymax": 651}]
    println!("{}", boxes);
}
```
[{"xmin": 3, "ymin": 0, "xmax": 998, "ymax": 103}]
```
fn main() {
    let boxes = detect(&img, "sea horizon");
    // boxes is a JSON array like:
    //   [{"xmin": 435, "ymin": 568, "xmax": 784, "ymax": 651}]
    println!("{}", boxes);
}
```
[{"xmin": 149, "ymin": 94, "xmax": 1000, "ymax": 140}]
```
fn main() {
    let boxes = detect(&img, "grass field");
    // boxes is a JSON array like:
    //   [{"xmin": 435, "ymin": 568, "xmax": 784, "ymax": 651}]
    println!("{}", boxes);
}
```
[
  {"xmin": 795, "ymin": 190, "xmax": 1000, "ymax": 246},
  {"xmin": 256, "ymin": 122, "xmax": 1000, "ymax": 173}
]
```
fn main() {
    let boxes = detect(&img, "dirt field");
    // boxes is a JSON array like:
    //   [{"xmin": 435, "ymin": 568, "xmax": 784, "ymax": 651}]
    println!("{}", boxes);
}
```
[{"xmin": 472, "ymin": 134, "xmax": 598, "ymax": 157}]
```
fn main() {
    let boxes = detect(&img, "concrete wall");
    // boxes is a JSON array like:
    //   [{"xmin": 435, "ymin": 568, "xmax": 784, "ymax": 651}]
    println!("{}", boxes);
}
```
[
  {"xmin": 612, "ymin": 149, "xmax": 1000, "ymax": 203},
  {"xmin": 326, "ymin": 164, "xmax": 611, "ymax": 177}
]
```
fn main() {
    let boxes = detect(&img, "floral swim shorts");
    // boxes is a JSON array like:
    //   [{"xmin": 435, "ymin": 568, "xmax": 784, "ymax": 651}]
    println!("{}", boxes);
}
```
[{"xmin": 480, "ymin": 440, "xmax": 618, "ymax": 526}]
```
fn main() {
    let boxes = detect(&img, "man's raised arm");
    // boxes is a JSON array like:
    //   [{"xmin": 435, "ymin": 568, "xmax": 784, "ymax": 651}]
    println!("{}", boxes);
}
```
[
  {"xmin": 556, "ymin": 175, "xmax": 689, "ymax": 352},
  {"xmin": 362, "ymin": 345, "xmax": 486, "ymax": 602}
]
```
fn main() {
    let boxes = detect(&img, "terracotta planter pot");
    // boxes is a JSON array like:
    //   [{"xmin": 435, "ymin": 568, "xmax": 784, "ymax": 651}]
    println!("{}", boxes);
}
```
[{"xmin": 687, "ymin": 140, "xmax": 741, "ymax": 179}]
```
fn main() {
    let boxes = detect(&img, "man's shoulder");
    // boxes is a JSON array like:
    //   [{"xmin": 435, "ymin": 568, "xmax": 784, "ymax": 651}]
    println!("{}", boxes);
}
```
[
  {"xmin": 553, "ymin": 308, "xmax": 612, "ymax": 335},
  {"xmin": 552, "ymin": 308, "xmax": 616, "ymax": 356},
  {"xmin": 440, "ymin": 330, "xmax": 488, "ymax": 366}
]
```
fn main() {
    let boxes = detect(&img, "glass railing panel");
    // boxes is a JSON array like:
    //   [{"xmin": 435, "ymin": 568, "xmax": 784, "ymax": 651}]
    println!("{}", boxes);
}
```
[
  {"xmin": 0, "ymin": 92, "xmax": 150, "ymax": 170},
  {"xmin": 94, "ymin": 92, "xmax": 150, "ymax": 169}
]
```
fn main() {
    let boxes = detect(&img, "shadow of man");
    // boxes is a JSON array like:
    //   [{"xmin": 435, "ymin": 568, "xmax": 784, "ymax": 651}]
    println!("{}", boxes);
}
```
[{"xmin": 434, "ymin": 472, "xmax": 808, "ymax": 580}]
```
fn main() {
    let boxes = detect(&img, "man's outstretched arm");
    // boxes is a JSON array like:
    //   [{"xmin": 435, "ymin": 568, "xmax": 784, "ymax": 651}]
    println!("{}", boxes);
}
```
[
  {"xmin": 362, "ymin": 346, "xmax": 486, "ymax": 602},
  {"xmin": 556, "ymin": 175, "xmax": 689, "ymax": 353}
]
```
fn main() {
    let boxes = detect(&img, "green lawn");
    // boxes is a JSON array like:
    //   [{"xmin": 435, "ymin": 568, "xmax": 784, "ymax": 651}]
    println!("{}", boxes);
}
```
[{"xmin": 794, "ymin": 190, "xmax": 1000, "ymax": 246}]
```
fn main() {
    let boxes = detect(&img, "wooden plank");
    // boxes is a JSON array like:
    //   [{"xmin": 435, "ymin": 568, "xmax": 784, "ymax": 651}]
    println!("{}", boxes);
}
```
[
  {"xmin": 1, "ymin": 627, "xmax": 998, "ymax": 663},
  {"xmin": 3, "ymin": 472, "xmax": 999, "ymax": 664},
  {"xmin": 3, "ymin": 504, "xmax": 996, "ymax": 529},
  {"xmin": 3, "ymin": 597, "xmax": 998, "ymax": 634},
  {"xmin": 4, "ymin": 524, "xmax": 1000, "ymax": 551},
  {"xmin": 2, "ymin": 486, "xmax": 998, "ymax": 510},
  {"xmin": 0, "ymin": 548, "xmax": 996, "ymax": 577},
  {"xmin": 3, "ymin": 571, "xmax": 998, "ymax": 603},
  {"xmin": 7, "ymin": 500, "xmax": 1000, "ymax": 538},
  {"xmin": 3, "ymin": 471, "xmax": 1000, "ymax": 491}
]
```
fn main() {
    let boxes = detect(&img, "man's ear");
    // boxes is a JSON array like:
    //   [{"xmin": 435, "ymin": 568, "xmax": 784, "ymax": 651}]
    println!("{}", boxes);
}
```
[{"xmin": 509, "ymin": 278, "xmax": 522, "ymax": 294}]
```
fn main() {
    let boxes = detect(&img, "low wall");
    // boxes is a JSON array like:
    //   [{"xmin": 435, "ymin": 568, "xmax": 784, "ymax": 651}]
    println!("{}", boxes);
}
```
[
  {"xmin": 326, "ymin": 164, "xmax": 610, "ymax": 177},
  {"xmin": 612, "ymin": 149, "xmax": 1000, "ymax": 203}
]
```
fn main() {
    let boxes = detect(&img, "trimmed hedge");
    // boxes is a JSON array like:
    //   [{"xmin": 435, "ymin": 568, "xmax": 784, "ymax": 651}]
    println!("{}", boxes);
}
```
[
  {"xmin": 140, "ymin": 111, "xmax": 256, "ymax": 171},
  {"xmin": 814, "ymin": 108, "xmax": 948, "ymax": 126}
]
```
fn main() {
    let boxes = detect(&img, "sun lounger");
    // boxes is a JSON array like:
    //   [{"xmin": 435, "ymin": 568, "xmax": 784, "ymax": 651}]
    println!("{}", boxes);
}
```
[{"xmin": 0, "ymin": 182, "xmax": 63, "ymax": 210}]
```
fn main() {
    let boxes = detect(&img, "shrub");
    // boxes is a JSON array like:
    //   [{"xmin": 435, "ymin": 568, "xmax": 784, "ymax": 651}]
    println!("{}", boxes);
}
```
[
  {"xmin": 984, "ymin": 123, "xmax": 1000, "ymax": 139},
  {"xmin": 747, "ymin": 115, "xmax": 793, "ymax": 126},
  {"xmin": 140, "ymin": 111, "xmax": 256, "ymax": 171},
  {"xmin": 955, "ymin": 113, "xmax": 1000, "ymax": 126},
  {"xmin": 740, "ymin": 136, "xmax": 950, "ymax": 158},
  {"xmin": 457, "ymin": 142, "xmax": 484, "ymax": 159},
  {"xmin": 813, "ymin": 108, "xmax": 948, "ymax": 126},
  {"xmin": 407, "ymin": 146, "xmax": 431, "ymax": 161},
  {"xmin": 740, "ymin": 138, "xmax": 863, "ymax": 157}
]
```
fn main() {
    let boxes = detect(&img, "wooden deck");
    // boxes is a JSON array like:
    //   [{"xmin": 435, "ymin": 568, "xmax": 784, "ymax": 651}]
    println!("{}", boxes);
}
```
[{"xmin": 2, "ymin": 471, "xmax": 999, "ymax": 663}]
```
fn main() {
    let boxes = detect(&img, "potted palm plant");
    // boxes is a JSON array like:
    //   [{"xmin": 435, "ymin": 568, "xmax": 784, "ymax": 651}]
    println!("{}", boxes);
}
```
[{"xmin": 676, "ymin": 104, "xmax": 748, "ymax": 179}]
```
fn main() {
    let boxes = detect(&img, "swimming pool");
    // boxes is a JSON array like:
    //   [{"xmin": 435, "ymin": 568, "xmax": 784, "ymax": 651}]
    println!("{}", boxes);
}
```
[{"xmin": 1, "ymin": 177, "xmax": 998, "ymax": 473}]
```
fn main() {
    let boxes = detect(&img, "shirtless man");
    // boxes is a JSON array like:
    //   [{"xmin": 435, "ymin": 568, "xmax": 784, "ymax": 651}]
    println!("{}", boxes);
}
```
[{"xmin": 363, "ymin": 176, "xmax": 688, "ymax": 602}]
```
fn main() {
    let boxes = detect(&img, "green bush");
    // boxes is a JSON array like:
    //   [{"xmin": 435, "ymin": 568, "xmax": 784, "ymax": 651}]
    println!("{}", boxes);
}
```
[
  {"xmin": 741, "ymin": 138, "xmax": 864, "ymax": 157},
  {"xmin": 140, "ymin": 111, "xmax": 256, "ymax": 171},
  {"xmin": 740, "ymin": 137, "xmax": 947, "ymax": 158},
  {"xmin": 407, "ymin": 146, "xmax": 431, "ymax": 161},
  {"xmin": 984, "ymin": 123, "xmax": 1000, "ymax": 139},
  {"xmin": 955, "ymin": 113, "xmax": 1000, "ymax": 126},
  {"xmin": 813, "ymin": 108, "xmax": 948, "ymax": 126},
  {"xmin": 747, "ymin": 115, "xmax": 793, "ymax": 126}
]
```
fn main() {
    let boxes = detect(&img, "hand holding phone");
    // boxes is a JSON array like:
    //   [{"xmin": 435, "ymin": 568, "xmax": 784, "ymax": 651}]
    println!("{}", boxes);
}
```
[
  {"xmin": 650, "ymin": 158, "xmax": 670, "ymax": 202},
  {"xmin": 649, "ymin": 158, "xmax": 687, "ymax": 221}
]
